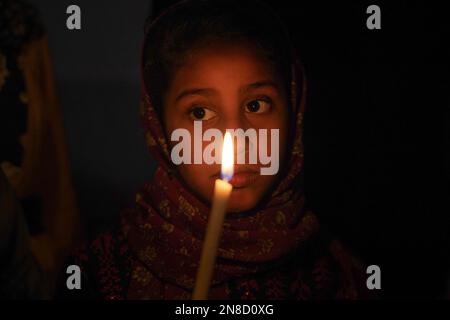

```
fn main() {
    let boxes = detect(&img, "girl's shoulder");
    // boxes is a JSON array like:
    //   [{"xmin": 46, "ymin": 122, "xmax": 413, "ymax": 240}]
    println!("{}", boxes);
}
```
[
  {"xmin": 327, "ymin": 238, "xmax": 377, "ymax": 299},
  {"xmin": 303, "ymin": 227, "xmax": 377, "ymax": 299},
  {"xmin": 56, "ymin": 225, "xmax": 132, "ymax": 299}
]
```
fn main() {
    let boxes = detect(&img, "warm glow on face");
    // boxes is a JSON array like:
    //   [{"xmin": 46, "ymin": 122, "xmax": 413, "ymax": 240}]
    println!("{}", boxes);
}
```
[
  {"xmin": 163, "ymin": 46, "xmax": 289, "ymax": 212},
  {"xmin": 221, "ymin": 131, "xmax": 234, "ymax": 182}
]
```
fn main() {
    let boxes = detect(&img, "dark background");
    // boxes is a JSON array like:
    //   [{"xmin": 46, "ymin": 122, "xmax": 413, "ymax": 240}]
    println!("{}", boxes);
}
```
[
  {"xmin": 30, "ymin": 0, "xmax": 449, "ymax": 298},
  {"xmin": 28, "ymin": 0, "xmax": 155, "ymax": 235}
]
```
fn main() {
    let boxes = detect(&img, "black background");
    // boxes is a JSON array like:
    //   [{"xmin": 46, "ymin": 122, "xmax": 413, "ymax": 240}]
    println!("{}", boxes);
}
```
[
  {"xmin": 28, "ymin": 0, "xmax": 155, "ymax": 235},
  {"xmin": 31, "ymin": 0, "xmax": 450, "ymax": 298}
]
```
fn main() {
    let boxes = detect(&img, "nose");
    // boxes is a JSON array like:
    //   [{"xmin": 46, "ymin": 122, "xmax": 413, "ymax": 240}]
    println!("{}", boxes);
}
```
[
  {"xmin": 220, "ymin": 111, "xmax": 248, "ymax": 130},
  {"xmin": 220, "ymin": 114, "xmax": 254, "ymax": 163}
]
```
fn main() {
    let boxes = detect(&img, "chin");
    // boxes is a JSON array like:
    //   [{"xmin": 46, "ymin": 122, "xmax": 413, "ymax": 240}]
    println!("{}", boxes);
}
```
[{"xmin": 226, "ymin": 188, "xmax": 261, "ymax": 213}]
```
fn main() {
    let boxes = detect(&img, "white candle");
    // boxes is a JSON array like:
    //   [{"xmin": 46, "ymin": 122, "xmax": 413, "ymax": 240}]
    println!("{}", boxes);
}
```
[{"xmin": 192, "ymin": 131, "xmax": 234, "ymax": 300}]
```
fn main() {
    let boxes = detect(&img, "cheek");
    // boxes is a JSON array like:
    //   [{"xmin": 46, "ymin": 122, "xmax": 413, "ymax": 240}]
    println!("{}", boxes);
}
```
[
  {"xmin": 252, "ymin": 111, "xmax": 288, "ymax": 157},
  {"xmin": 178, "ymin": 164, "xmax": 216, "ymax": 202},
  {"xmin": 164, "ymin": 114, "xmax": 185, "ymax": 141}
]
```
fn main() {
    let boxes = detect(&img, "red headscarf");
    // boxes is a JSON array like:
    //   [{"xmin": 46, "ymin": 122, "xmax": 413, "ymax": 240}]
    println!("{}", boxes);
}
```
[{"xmin": 121, "ymin": 1, "xmax": 362, "ymax": 299}]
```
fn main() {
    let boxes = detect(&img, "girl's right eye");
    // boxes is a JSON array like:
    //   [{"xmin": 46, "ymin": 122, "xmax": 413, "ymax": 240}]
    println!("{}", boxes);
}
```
[{"xmin": 189, "ymin": 106, "xmax": 217, "ymax": 121}]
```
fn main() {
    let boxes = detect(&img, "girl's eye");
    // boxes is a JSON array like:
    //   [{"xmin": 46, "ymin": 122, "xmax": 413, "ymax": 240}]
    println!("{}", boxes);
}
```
[
  {"xmin": 245, "ymin": 99, "xmax": 271, "ymax": 114},
  {"xmin": 189, "ymin": 106, "xmax": 217, "ymax": 121}
]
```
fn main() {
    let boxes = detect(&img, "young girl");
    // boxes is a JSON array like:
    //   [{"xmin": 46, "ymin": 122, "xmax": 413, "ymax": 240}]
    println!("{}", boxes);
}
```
[{"xmin": 59, "ymin": 0, "xmax": 370, "ymax": 299}]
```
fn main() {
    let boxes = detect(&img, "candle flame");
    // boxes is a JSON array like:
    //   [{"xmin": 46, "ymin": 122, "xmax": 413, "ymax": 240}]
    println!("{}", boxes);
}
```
[{"xmin": 221, "ymin": 131, "xmax": 234, "ymax": 182}]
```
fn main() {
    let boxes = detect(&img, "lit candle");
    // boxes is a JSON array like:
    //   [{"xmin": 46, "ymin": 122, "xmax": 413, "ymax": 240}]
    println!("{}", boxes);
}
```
[{"xmin": 192, "ymin": 131, "xmax": 234, "ymax": 300}]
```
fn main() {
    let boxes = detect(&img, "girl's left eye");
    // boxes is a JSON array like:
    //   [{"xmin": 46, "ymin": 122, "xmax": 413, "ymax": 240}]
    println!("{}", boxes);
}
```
[{"xmin": 245, "ymin": 99, "xmax": 272, "ymax": 114}]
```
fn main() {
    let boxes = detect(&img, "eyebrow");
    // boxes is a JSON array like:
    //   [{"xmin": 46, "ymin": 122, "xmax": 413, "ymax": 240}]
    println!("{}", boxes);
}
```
[
  {"xmin": 175, "ymin": 88, "xmax": 216, "ymax": 102},
  {"xmin": 175, "ymin": 80, "xmax": 279, "ymax": 102},
  {"xmin": 240, "ymin": 80, "xmax": 279, "ymax": 94}
]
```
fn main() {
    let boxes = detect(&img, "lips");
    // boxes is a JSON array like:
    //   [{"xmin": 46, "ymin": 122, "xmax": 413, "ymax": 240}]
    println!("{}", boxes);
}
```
[
  {"xmin": 228, "ymin": 171, "xmax": 258, "ymax": 188},
  {"xmin": 212, "ymin": 167, "xmax": 259, "ymax": 188}
]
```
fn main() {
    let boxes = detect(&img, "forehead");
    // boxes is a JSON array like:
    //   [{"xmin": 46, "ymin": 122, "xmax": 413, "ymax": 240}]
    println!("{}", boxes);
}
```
[{"xmin": 170, "ymin": 44, "xmax": 278, "ymax": 91}]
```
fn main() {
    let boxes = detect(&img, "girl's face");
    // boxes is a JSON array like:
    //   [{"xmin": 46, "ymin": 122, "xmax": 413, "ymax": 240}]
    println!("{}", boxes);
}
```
[{"xmin": 162, "ymin": 44, "xmax": 289, "ymax": 212}]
